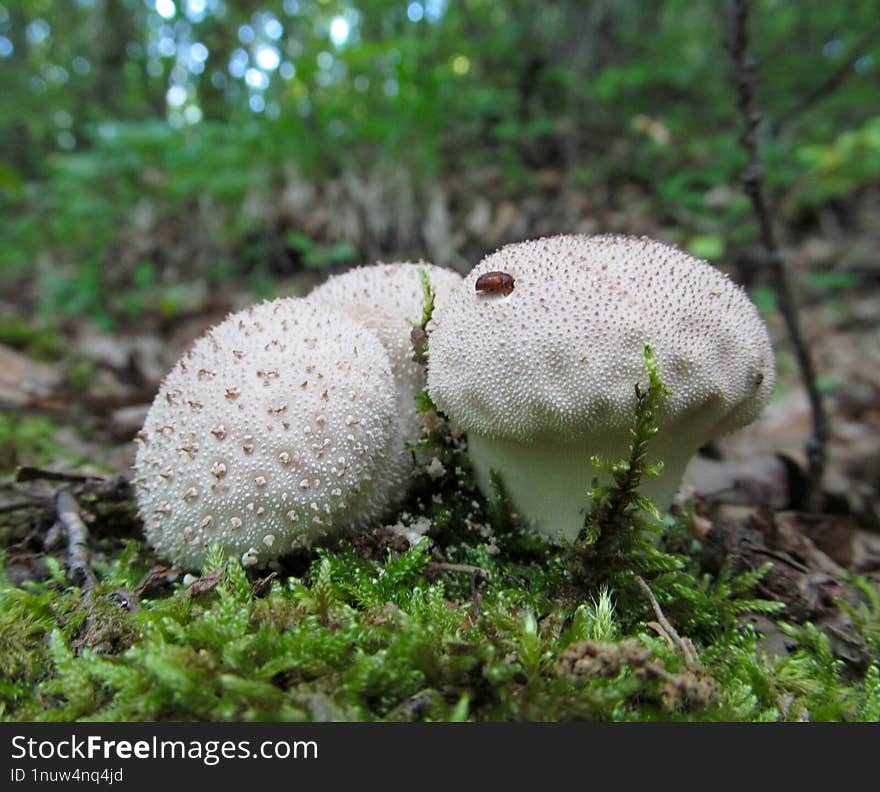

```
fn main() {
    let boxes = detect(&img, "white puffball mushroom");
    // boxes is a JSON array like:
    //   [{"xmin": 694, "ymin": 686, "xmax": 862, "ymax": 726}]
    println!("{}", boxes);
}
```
[
  {"xmin": 308, "ymin": 261, "xmax": 462, "ymax": 447},
  {"xmin": 134, "ymin": 297, "xmax": 404, "ymax": 569},
  {"xmin": 427, "ymin": 234, "xmax": 775, "ymax": 542}
]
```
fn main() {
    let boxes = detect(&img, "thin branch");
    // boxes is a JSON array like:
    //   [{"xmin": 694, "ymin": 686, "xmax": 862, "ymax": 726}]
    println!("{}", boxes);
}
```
[
  {"xmin": 726, "ymin": 0, "xmax": 830, "ymax": 511},
  {"xmin": 0, "ymin": 497, "xmax": 41, "ymax": 514},
  {"xmin": 16, "ymin": 466, "xmax": 95, "ymax": 484},
  {"xmin": 426, "ymin": 562, "xmax": 492, "ymax": 582},
  {"xmin": 16, "ymin": 466, "xmax": 131, "ymax": 501},
  {"xmin": 55, "ymin": 487, "xmax": 98, "ymax": 597},
  {"xmin": 635, "ymin": 575, "xmax": 697, "ymax": 667},
  {"xmin": 427, "ymin": 562, "xmax": 491, "ymax": 619},
  {"xmin": 771, "ymin": 26, "xmax": 880, "ymax": 137}
]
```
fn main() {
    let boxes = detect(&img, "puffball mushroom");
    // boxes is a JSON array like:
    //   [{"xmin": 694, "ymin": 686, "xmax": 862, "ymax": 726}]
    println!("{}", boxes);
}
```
[
  {"xmin": 134, "ymin": 298, "xmax": 405, "ymax": 570},
  {"xmin": 427, "ymin": 234, "xmax": 775, "ymax": 542},
  {"xmin": 308, "ymin": 262, "xmax": 463, "ymax": 447}
]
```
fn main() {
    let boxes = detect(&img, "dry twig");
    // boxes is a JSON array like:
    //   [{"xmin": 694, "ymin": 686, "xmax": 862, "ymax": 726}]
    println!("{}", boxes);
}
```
[
  {"xmin": 0, "ymin": 497, "xmax": 41, "ymax": 514},
  {"xmin": 725, "ymin": 0, "xmax": 830, "ymax": 510},
  {"xmin": 426, "ymin": 562, "xmax": 492, "ymax": 581},
  {"xmin": 771, "ymin": 25, "xmax": 880, "ymax": 137},
  {"xmin": 16, "ymin": 466, "xmax": 131, "ymax": 501},
  {"xmin": 427, "ymin": 562, "xmax": 491, "ymax": 618},
  {"xmin": 635, "ymin": 575, "xmax": 698, "ymax": 667},
  {"xmin": 16, "ymin": 466, "xmax": 95, "ymax": 484},
  {"xmin": 55, "ymin": 487, "xmax": 98, "ymax": 597}
]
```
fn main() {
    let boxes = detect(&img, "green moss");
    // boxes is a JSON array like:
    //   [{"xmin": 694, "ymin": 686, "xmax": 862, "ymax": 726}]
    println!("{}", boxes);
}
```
[
  {"xmin": 572, "ymin": 343, "xmax": 681, "ymax": 600},
  {"xmin": 1, "ymin": 523, "xmax": 877, "ymax": 722},
  {"xmin": 0, "ymin": 414, "xmax": 65, "ymax": 475},
  {"xmin": 62, "ymin": 360, "xmax": 98, "ymax": 394},
  {"xmin": 0, "ymin": 316, "xmax": 67, "ymax": 361},
  {"xmin": 1, "ymin": 345, "xmax": 877, "ymax": 722}
]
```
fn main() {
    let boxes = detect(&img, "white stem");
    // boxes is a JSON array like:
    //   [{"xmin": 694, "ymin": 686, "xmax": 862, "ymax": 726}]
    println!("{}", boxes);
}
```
[{"xmin": 466, "ymin": 433, "xmax": 698, "ymax": 542}]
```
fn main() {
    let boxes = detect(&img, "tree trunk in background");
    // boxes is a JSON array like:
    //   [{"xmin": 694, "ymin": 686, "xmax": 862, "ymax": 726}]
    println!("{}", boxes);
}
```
[
  {"xmin": 197, "ymin": 17, "xmax": 234, "ymax": 122},
  {"xmin": 1, "ymin": 8, "xmax": 35, "ymax": 175},
  {"xmin": 88, "ymin": 0, "xmax": 136, "ymax": 120}
]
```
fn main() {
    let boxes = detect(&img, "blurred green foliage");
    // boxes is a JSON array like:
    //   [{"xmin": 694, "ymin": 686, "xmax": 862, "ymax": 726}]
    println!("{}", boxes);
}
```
[
  {"xmin": 791, "ymin": 116, "xmax": 880, "ymax": 206},
  {"xmin": 0, "ymin": 413, "xmax": 63, "ymax": 473},
  {"xmin": 287, "ymin": 231, "xmax": 356, "ymax": 268},
  {"xmin": 0, "ymin": 0, "xmax": 878, "ymax": 325},
  {"xmin": 0, "ymin": 314, "xmax": 66, "ymax": 360}
]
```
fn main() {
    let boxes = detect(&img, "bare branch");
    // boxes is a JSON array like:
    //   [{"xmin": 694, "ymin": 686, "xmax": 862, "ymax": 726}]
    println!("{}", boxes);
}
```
[
  {"xmin": 16, "ymin": 466, "xmax": 131, "ymax": 501},
  {"xmin": 725, "ymin": 0, "xmax": 830, "ymax": 511},
  {"xmin": 426, "ymin": 562, "xmax": 492, "ymax": 582},
  {"xmin": 16, "ymin": 466, "xmax": 95, "ymax": 484},
  {"xmin": 0, "ymin": 497, "xmax": 42, "ymax": 514},
  {"xmin": 635, "ymin": 575, "xmax": 698, "ymax": 667},
  {"xmin": 771, "ymin": 26, "xmax": 880, "ymax": 137},
  {"xmin": 55, "ymin": 487, "xmax": 98, "ymax": 596}
]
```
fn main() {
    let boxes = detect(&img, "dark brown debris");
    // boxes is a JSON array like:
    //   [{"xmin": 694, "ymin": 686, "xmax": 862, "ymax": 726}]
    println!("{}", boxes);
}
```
[
  {"xmin": 185, "ymin": 567, "xmax": 223, "ymax": 599},
  {"xmin": 555, "ymin": 638, "xmax": 719, "ymax": 710},
  {"xmin": 134, "ymin": 565, "xmax": 184, "ymax": 599},
  {"xmin": 701, "ymin": 504, "xmax": 853, "ymax": 621}
]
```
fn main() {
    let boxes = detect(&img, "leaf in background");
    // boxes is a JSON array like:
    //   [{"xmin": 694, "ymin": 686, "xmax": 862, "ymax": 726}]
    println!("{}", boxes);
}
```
[
  {"xmin": 0, "ymin": 161, "xmax": 23, "ymax": 195},
  {"xmin": 687, "ymin": 235, "xmax": 725, "ymax": 260}
]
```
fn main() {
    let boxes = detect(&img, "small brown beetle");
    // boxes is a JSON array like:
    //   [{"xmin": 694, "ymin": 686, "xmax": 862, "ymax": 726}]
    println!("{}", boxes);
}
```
[{"xmin": 475, "ymin": 270, "xmax": 515, "ymax": 296}]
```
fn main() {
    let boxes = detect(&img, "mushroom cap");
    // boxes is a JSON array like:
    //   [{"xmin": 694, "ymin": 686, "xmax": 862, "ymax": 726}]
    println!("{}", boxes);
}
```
[
  {"xmin": 427, "ymin": 234, "xmax": 775, "ymax": 445},
  {"xmin": 134, "ymin": 297, "xmax": 403, "ymax": 569},
  {"xmin": 309, "ymin": 261, "xmax": 463, "ymax": 445}
]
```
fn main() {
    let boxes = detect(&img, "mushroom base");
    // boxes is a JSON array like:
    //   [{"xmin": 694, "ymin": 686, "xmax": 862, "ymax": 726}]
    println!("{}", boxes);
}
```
[{"xmin": 466, "ymin": 433, "xmax": 698, "ymax": 542}]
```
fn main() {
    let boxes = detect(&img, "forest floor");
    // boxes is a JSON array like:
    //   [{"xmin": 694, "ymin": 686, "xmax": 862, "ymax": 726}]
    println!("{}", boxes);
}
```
[{"xmin": 1, "ymin": 182, "xmax": 879, "ymax": 721}]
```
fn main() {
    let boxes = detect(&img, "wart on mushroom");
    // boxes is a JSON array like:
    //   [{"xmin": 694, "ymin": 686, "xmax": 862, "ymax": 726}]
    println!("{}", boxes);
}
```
[
  {"xmin": 427, "ymin": 234, "xmax": 775, "ymax": 542},
  {"xmin": 134, "ymin": 297, "xmax": 404, "ymax": 570}
]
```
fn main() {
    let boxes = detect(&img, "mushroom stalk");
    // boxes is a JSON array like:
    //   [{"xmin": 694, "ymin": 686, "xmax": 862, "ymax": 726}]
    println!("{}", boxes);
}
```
[
  {"xmin": 468, "ymin": 432, "xmax": 700, "ymax": 542},
  {"xmin": 427, "ymin": 235, "xmax": 776, "ymax": 542}
]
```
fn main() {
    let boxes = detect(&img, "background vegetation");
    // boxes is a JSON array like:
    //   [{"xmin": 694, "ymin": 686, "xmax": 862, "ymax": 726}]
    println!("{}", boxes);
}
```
[
  {"xmin": 1, "ymin": 0, "xmax": 879, "ymax": 721},
  {"xmin": 3, "ymin": 0, "xmax": 879, "ymax": 325}
]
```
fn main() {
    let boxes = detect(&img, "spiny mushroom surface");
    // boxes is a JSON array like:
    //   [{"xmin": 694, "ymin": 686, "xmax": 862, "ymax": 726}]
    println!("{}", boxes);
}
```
[
  {"xmin": 134, "ymin": 298, "xmax": 404, "ymax": 569},
  {"xmin": 427, "ymin": 234, "xmax": 775, "ymax": 542},
  {"xmin": 309, "ymin": 261, "xmax": 462, "ymax": 447}
]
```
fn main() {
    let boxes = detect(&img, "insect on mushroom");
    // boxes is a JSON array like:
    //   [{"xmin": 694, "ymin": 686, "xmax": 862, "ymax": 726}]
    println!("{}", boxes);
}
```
[
  {"xmin": 428, "ymin": 234, "xmax": 776, "ymax": 542},
  {"xmin": 475, "ymin": 271, "xmax": 515, "ymax": 296}
]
